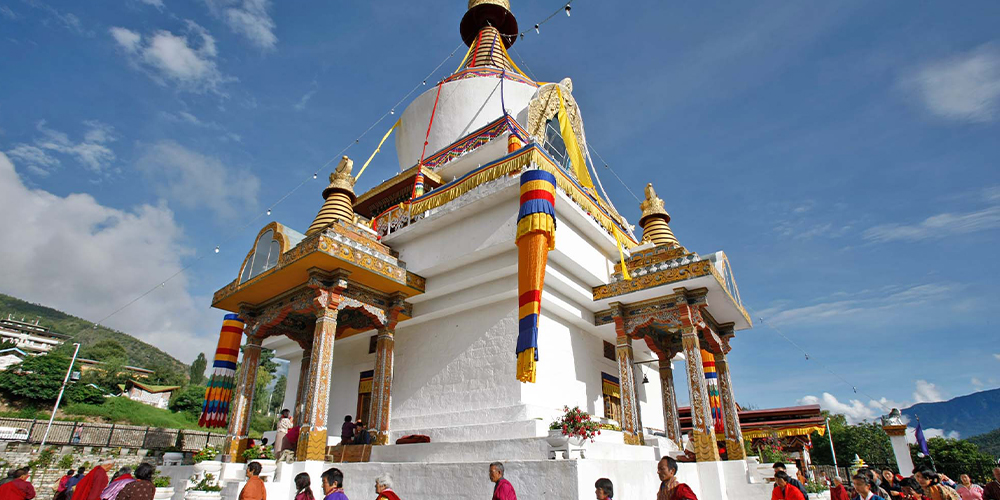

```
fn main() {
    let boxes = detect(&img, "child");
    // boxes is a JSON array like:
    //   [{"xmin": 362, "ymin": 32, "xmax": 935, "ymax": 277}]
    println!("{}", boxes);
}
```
[{"xmin": 595, "ymin": 478, "xmax": 613, "ymax": 500}]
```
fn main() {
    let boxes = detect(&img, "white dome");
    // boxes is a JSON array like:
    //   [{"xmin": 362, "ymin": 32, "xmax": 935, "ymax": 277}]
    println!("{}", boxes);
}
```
[{"xmin": 395, "ymin": 76, "xmax": 537, "ymax": 171}]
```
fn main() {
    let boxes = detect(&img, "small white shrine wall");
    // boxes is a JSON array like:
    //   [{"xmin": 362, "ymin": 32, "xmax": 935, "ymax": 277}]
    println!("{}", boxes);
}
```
[{"xmin": 327, "ymin": 332, "xmax": 377, "ymax": 439}]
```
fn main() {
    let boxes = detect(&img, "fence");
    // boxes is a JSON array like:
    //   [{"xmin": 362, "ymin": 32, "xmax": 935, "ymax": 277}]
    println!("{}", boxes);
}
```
[{"xmin": 0, "ymin": 417, "xmax": 225, "ymax": 451}]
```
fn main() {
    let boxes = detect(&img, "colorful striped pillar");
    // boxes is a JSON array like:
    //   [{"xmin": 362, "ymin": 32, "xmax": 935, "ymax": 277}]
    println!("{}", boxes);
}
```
[
  {"xmin": 199, "ymin": 314, "xmax": 244, "ymax": 428},
  {"xmin": 702, "ymin": 348, "xmax": 725, "ymax": 436},
  {"xmin": 514, "ymin": 169, "xmax": 556, "ymax": 383}
]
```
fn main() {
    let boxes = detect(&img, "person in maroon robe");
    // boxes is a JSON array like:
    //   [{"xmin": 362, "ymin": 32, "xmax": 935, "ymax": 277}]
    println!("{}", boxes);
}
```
[
  {"xmin": 657, "ymin": 457, "xmax": 697, "ymax": 500},
  {"xmin": 0, "ymin": 468, "xmax": 35, "ymax": 500},
  {"xmin": 72, "ymin": 461, "xmax": 114, "ymax": 500},
  {"xmin": 374, "ymin": 474, "xmax": 400, "ymax": 500}
]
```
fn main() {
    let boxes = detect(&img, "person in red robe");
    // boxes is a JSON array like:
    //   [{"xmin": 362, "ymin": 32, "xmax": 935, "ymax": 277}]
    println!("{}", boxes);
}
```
[
  {"xmin": 489, "ymin": 463, "xmax": 517, "ymax": 500},
  {"xmin": 374, "ymin": 474, "xmax": 399, "ymax": 500},
  {"xmin": 772, "ymin": 472, "xmax": 806, "ymax": 500},
  {"xmin": 831, "ymin": 477, "xmax": 851, "ymax": 500},
  {"xmin": 72, "ymin": 461, "xmax": 114, "ymax": 500},
  {"xmin": 657, "ymin": 457, "xmax": 697, "ymax": 500},
  {"xmin": 0, "ymin": 468, "xmax": 35, "ymax": 500}
]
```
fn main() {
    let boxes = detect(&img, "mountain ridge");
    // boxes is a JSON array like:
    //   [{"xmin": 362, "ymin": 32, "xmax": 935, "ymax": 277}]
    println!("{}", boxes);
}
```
[
  {"xmin": 0, "ymin": 293, "xmax": 187, "ymax": 373},
  {"xmin": 901, "ymin": 387, "xmax": 1000, "ymax": 438}
]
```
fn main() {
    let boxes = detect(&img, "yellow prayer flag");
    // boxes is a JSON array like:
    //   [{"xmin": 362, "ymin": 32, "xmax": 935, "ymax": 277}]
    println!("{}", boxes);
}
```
[{"xmin": 556, "ymin": 87, "xmax": 594, "ymax": 189}]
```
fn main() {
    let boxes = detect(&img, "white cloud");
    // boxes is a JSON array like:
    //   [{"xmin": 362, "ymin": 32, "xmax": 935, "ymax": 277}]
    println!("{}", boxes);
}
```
[
  {"xmin": 798, "ymin": 393, "xmax": 880, "ymax": 424},
  {"xmin": 137, "ymin": 0, "xmax": 165, "ymax": 8},
  {"xmin": 294, "ymin": 88, "xmax": 318, "ymax": 111},
  {"xmin": 136, "ymin": 140, "xmax": 259, "ymax": 221},
  {"xmin": 913, "ymin": 379, "xmax": 946, "ymax": 404},
  {"xmin": 0, "ymin": 151, "xmax": 217, "ymax": 361},
  {"xmin": 863, "ymin": 206, "xmax": 1000, "ymax": 243},
  {"xmin": 109, "ymin": 27, "xmax": 141, "ymax": 53},
  {"xmin": 1, "ymin": 5, "xmax": 19, "ymax": 20},
  {"xmin": 205, "ymin": 0, "xmax": 277, "ymax": 51},
  {"xmin": 972, "ymin": 377, "xmax": 984, "ymax": 389},
  {"xmin": 906, "ymin": 426, "xmax": 960, "ymax": 443},
  {"xmin": 5, "ymin": 120, "xmax": 117, "ymax": 175},
  {"xmin": 907, "ymin": 43, "xmax": 1000, "ymax": 123},
  {"xmin": 109, "ymin": 22, "xmax": 234, "ymax": 95},
  {"xmin": 763, "ymin": 283, "xmax": 955, "ymax": 327},
  {"xmin": 993, "ymin": 353, "xmax": 1000, "ymax": 361}
]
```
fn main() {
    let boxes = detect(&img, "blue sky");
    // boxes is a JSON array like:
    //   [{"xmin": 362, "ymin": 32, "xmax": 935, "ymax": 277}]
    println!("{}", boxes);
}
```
[{"xmin": 1, "ymin": 0, "xmax": 999, "ymax": 433}]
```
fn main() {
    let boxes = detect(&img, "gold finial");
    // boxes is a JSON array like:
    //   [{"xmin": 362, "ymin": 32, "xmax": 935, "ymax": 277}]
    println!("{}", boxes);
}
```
[
  {"xmin": 461, "ymin": 0, "xmax": 518, "ymax": 49},
  {"xmin": 638, "ymin": 183, "xmax": 679, "ymax": 247},
  {"xmin": 307, "ymin": 156, "xmax": 357, "ymax": 235}
]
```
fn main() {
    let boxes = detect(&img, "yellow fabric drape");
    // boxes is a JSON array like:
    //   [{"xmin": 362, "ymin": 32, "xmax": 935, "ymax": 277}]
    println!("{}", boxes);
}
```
[
  {"xmin": 602, "ymin": 380, "xmax": 621, "ymax": 398},
  {"xmin": 454, "ymin": 43, "xmax": 475, "ymax": 72},
  {"xmin": 555, "ymin": 87, "xmax": 594, "ymax": 189},
  {"xmin": 742, "ymin": 425, "xmax": 826, "ymax": 440},
  {"xmin": 356, "ymin": 119, "xmax": 401, "ymax": 182},
  {"xmin": 614, "ymin": 228, "xmax": 632, "ymax": 281}
]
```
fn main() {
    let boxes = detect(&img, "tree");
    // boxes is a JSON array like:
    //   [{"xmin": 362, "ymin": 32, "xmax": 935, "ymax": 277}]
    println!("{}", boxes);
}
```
[
  {"xmin": 145, "ymin": 361, "xmax": 187, "ymax": 386},
  {"xmin": 189, "ymin": 353, "xmax": 207, "ymax": 386},
  {"xmin": 910, "ymin": 437, "xmax": 996, "ymax": 483},
  {"xmin": 811, "ymin": 413, "xmax": 895, "ymax": 469},
  {"xmin": 269, "ymin": 375, "xmax": 287, "ymax": 415},
  {"xmin": 169, "ymin": 385, "xmax": 206, "ymax": 417},
  {"xmin": 0, "ymin": 339, "xmax": 17, "ymax": 351},
  {"xmin": 68, "ymin": 384, "xmax": 107, "ymax": 405},
  {"xmin": 82, "ymin": 340, "xmax": 128, "ymax": 363},
  {"xmin": 84, "ymin": 357, "xmax": 131, "ymax": 393},
  {"xmin": 0, "ymin": 353, "xmax": 70, "ymax": 403}
]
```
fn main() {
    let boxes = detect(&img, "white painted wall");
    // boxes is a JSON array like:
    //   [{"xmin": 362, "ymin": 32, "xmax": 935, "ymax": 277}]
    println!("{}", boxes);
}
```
[
  {"xmin": 395, "ymin": 76, "xmax": 536, "ymax": 171},
  {"xmin": 327, "ymin": 331, "xmax": 376, "ymax": 443}
]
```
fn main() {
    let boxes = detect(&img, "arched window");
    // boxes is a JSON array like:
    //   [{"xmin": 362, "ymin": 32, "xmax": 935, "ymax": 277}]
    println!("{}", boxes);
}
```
[{"xmin": 240, "ymin": 230, "xmax": 281, "ymax": 283}]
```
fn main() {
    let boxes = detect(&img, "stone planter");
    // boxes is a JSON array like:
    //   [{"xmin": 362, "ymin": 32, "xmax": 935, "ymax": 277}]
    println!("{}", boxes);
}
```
[
  {"xmin": 153, "ymin": 487, "xmax": 174, "ymax": 500},
  {"xmin": 255, "ymin": 459, "xmax": 277, "ymax": 480},
  {"xmin": 192, "ymin": 461, "xmax": 222, "ymax": 479},
  {"xmin": 546, "ymin": 429, "xmax": 586, "ymax": 459},
  {"xmin": 162, "ymin": 452, "xmax": 184, "ymax": 466},
  {"xmin": 185, "ymin": 491, "xmax": 222, "ymax": 500}
]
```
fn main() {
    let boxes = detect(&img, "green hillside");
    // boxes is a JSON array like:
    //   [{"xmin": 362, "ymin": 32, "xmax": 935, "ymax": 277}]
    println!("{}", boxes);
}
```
[
  {"xmin": 968, "ymin": 427, "xmax": 1000, "ymax": 458},
  {"xmin": 0, "ymin": 293, "xmax": 187, "ymax": 374}
]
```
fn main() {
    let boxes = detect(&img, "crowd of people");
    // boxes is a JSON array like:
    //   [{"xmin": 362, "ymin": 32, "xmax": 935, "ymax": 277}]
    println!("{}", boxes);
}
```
[
  {"xmin": 271, "ymin": 411, "xmax": 375, "ymax": 455},
  {"xmin": 770, "ymin": 462, "xmax": 1000, "ymax": 500},
  {"xmin": 0, "ymin": 461, "xmax": 159, "ymax": 500}
]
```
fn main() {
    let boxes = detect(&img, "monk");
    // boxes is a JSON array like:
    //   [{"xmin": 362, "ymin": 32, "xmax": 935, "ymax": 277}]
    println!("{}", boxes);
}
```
[
  {"xmin": 73, "ymin": 461, "xmax": 114, "ymax": 500},
  {"xmin": 0, "ymin": 468, "xmax": 35, "ymax": 500},
  {"xmin": 773, "ymin": 472, "xmax": 806, "ymax": 500},
  {"xmin": 657, "ymin": 456, "xmax": 697, "ymax": 500},
  {"xmin": 239, "ymin": 463, "xmax": 266, "ymax": 500}
]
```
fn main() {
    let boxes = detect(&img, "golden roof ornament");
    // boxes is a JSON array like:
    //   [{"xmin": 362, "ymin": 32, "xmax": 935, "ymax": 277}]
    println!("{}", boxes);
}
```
[
  {"xmin": 307, "ymin": 156, "xmax": 358, "ymax": 235},
  {"xmin": 461, "ymin": 0, "xmax": 518, "ymax": 49},
  {"xmin": 638, "ymin": 183, "xmax": 680, "ymax": 248}
]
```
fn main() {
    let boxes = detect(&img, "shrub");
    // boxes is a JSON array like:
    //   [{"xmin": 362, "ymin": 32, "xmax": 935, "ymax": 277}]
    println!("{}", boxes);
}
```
[
  {"xmin": 152, "ymin": 471, "xmax": 171, "ymax": 488},
  {"xmin": 188, "ymin": 473, "xmax": 222, "ymax": 492},
  {"xmin": 57, "ymin": 453, "xmax": 74, "ymax": 470},
  {"xmin": 192, "ymin": 446, "xmax": 219, "ymax": 463},
  {"xmin": 549, "ymin": 406, "xmax": 601, "ymax": 442},
  {"xmin": 241, "ymin": 445, "xmax": 275, "ymax": 461},
  {"xmin": 69, "ymin": 385, "xmax": 107, "ymax": 405}
]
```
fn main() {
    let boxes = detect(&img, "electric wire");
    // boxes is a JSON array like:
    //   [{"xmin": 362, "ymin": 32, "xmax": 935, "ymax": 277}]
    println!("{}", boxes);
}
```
[{"xmin": 89, "ymin": 43, "xmax": 466, "ymax": 330}]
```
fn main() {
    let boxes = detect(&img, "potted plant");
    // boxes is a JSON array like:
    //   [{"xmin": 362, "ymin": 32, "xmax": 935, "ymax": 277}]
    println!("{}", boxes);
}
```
[
  {"xmin": 186, "ymin": 473, "xmax": 222, "ymax": 500},
  {"xmin": 192, "ymin": 446, "xmax": 221, "ymax": 478},
  {"xmin": 152, "ymin": 472, "xmax": 174, "ymax": 500},
  {"xmin": 546, "ymin": 406, "xmax": 600, "ymax": 458},
  {"xmin": 241, "ymin": 445, "xmax": 276, "ymax": 478}
]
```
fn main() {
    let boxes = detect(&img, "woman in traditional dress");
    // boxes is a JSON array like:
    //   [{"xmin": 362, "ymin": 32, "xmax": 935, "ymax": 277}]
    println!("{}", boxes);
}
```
[
  {"xmin": 914, "ymin": 468, "xmax": 960, "ymax": 500},
  {"xmin": 100, "ymin": 467, "xmax": 134, "ymax": 500},
  {"xmin": 294, "ymin": 473, "xmax": 314, "ymax": 500},
  {"xmin": 957, "ymin": 474, "xmax": 984, "ymax": 500},
  {"xmin": 114, "ymin": 464, "xmax": 155, "ymax": 500},
  {"xmin": 275, "ymin": 409, "xmax": 293, "ymax": 454}
]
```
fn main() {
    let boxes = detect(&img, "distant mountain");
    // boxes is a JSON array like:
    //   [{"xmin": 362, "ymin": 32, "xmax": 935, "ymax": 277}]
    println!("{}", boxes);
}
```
[
  {"xmin": 0, "ymin": 293, "xmax": 187, "ymax": 373},
  {"xmin": 901, "ymin": 388, "xmax": 1000, "ymax": 438},
  {"xmin": 968, "ymin": 427, "xmax": 1000, "ymax": 458}
]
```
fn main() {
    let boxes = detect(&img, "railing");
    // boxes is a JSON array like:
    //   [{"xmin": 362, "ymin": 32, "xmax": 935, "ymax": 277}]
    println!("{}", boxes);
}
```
[
  {"xmin": 0, "ymin": 417, "xmax": 224, "ymax": 451},
  {"xmin": 373, "ymin": 203, "xmax": 413, "ymax": 238}
]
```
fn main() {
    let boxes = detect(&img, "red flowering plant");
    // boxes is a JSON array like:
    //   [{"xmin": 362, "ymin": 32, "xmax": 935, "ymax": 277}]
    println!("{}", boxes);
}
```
[{"xmin": 549, "ymin": 406, "xmax": 601, "ymax": 442}]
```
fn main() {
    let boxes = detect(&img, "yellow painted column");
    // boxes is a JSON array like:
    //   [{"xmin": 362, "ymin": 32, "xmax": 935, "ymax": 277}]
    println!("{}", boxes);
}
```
[
  {"xmin": 223, "ymin": 336, "xmax": 262, "ymax": 462},
  {"xmin": 293, "ymin": 346, "xmax": 312, "ymax": 427},
  {"xmin": 615, "ymin": 334, "xmax": 644, "ymax": 445},
  {"xmin": 715, "ymin": 351, "xmax": 746, "ymax": 460},
  {"xmin": 681, "ymin": 328, "xmax": 721, "ymax": 461},
  {"xmin": 296, "ymin": 306, "xmax": 338, "ymax": 461},
  {"xmin": 368, "ymin": 328, "xmax": 395, "ymax": 445}
]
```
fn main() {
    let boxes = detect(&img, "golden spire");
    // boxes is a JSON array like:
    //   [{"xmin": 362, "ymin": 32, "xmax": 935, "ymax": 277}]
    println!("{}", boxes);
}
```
[
  {"xmin": 306, "ymin": 157, "xmax": 356, "ymax": 236},
  {"xmin": 460, "ymin": 0, "xmax": 519, "ymax": 70},
  {"xmin": 639, "ymin": 183, "xmax": 679, "ymax": 247}
]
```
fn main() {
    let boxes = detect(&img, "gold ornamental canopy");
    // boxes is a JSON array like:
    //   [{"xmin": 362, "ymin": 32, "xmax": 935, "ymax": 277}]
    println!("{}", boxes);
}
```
[{"xmin": 460, "ymin": 0, "xmax": 518, "ymax": 48}]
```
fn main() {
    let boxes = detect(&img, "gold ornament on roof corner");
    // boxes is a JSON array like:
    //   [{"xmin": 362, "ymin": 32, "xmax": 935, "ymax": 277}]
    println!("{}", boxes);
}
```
[
  {"xmin": 306, "ymin": 156, "xmax": 358, "ymax": 236},
  {"xmin": 527, "ymin": 78, "xmax": 583, "ymax": 142},
  {"xmin": 639, "ymin": 183, "xmax": 680, "ymax": 248}
]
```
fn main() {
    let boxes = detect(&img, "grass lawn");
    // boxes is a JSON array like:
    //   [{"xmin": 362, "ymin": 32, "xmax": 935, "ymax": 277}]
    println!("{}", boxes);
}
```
[{"xmin": 62, "ymin": 397, "xmax": 219, "ymax": 431}]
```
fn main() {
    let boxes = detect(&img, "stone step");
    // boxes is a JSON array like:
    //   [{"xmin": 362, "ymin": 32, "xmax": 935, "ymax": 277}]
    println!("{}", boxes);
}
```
[
  {"xmin": 389, "ymin": 418, "xmax": 548, "ymax": 443},
  {"xmin": 390, "ymin": 403, "xmax": 533, "ymax": 430}
]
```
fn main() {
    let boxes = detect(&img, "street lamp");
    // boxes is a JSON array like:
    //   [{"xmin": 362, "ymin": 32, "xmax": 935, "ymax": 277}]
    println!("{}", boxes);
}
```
[{"xmin": 40, "ymin": 342, "xmax": 81, "ymax": 449}]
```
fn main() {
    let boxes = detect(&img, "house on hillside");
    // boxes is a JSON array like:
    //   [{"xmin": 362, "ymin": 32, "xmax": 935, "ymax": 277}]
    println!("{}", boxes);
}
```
[
  {"xmin": 0, "ymin": 347, "xmax": 28, "ymax": 371},
  {"xmin": 119, "ymin": 380, "xmax": 180, "ymax": 409},
  {"xmin": 0, "ymin": 315, "xmax": 70, "ymax": 354}
]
